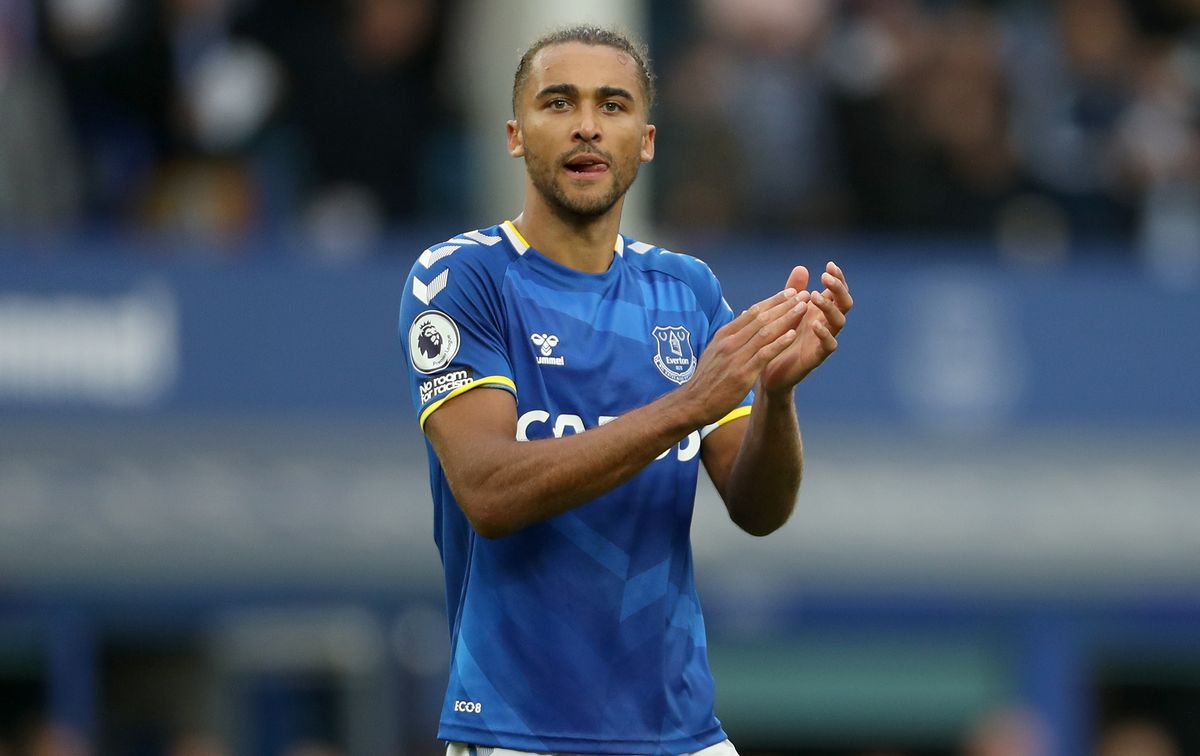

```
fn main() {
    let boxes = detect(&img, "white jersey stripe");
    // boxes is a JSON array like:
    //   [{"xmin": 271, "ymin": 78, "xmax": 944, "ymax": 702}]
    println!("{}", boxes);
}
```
[
  {"xmin": 461, "ymin": 229, "xmax": 502, "ymax": 246},
  {"xmin": 499, "ymin": 221, "xmax": 529, "ymax": 255},
  {"xmin": 419, "ymin": 245, "xmax": 460, "ymax": 269},
  {"xmin": 413, "ymin": 269, "xmax": 450, "ymax": 305}
]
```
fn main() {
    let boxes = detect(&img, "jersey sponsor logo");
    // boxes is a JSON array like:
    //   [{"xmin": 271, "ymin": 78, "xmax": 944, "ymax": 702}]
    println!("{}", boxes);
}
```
[
  {"xmin": 530, "ymin": 333, "xmax": 564, "ymax": 366},
  {"xmin": 453, "ymin": 699, "xmax": 482, "ymax": 714},
  {"xmin": 418, "ymin": 368, "xmax": 473, "ymax": 403},
  {"xmin": 516, "ymin": 411, "xmax": 702, "ymax": 462},
  {"xmin": 652, "ymin": 326, "xmax": 696, "ymax": 384},
  {"xmin": 408, "ymin": 310, "xmax": 460, "ymax": 374}
]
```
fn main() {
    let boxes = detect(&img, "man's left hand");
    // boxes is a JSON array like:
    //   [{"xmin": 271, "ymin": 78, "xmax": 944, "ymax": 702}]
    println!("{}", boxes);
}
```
[{"xmin": 760, "ymin": 262, "xmax": 853, "ymax": 394}]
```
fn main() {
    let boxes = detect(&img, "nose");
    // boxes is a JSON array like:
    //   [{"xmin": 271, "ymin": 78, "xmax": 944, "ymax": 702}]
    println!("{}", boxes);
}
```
[{"xmin": 573, "ymin": 109, "xmax": 600, "ymax": 143}]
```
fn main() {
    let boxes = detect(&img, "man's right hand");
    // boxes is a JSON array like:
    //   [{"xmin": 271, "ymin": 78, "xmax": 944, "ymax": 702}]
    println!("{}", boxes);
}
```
[{"xmin": 680, "ymin": 288, "xmax": 810, "ymax": 426}]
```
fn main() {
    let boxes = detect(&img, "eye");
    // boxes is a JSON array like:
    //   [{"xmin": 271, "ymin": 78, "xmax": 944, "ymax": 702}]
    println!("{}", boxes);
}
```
[
  {"xmin": 547, "ymin": 98, "xmax": 570, "ymax": 110},
  {"xmin": 601, "ymin": 101, "xmax": 624, "ymax": 113}
]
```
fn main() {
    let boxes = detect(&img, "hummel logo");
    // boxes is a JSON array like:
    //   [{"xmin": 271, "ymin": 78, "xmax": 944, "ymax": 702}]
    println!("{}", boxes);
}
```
[
  {"xmin": 530, "ymin": 333, "xmax": 558, "ymax": 356},
  {"xmin": 531, "ymin": 333, "xmax": 564, "ymax": 366}
]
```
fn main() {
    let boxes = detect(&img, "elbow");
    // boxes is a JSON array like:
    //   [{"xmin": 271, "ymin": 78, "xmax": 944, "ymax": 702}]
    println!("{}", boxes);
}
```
[
  {"xmin": 733, "ymin": 516, "xmax": 785, "ymax": 538},
  {"xmin": 469, "ymin": 516, "xmax": 514, "ymax": 540},
  {"xmin": 727, "ymin": 495, "xmax": 796, "ymax": 538},
  {"xmin": 456, "ymin": 491, "xmax": 518, "ymax": 540},
  {"xmin": 741, "ymin": 523, "xmax": 779, "ymax": 538},
  {"xmin": 445, "ymin": 461, "xmax": 521, "ymax": 539}
]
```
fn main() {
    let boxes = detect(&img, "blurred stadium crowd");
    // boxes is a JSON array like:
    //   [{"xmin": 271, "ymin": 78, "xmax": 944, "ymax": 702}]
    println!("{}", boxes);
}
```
[
  {"xmin": 1, "ymin": 0, "xmax": 463, "ymax": 248},
  {"xmin": 1, "ymin": 0, "xmax": 1199, "ymax": 258}
]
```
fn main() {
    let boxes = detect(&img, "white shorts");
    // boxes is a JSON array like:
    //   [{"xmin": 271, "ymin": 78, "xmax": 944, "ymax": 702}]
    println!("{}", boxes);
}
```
[{"xmin": 446, "ymin": 740, "xmax": 739, "ymax": 756}]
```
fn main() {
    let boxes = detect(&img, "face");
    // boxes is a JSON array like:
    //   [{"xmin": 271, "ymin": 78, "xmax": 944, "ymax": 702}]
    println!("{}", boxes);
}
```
[{"xmin": 508, "ymin": 42, "xmax": 656, "ymax": 220}]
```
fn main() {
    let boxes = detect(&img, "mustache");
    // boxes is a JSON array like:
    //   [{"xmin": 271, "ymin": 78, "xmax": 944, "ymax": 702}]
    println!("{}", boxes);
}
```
[{"xmin": 560, "ymin": 145, "xmax": 613, "ymax": 164}]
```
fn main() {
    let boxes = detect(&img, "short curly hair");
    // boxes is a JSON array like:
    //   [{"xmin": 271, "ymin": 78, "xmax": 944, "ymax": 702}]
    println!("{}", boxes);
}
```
[{"xmin": 511, "ymin": 24, "xmax": 656, "ymax": 116}]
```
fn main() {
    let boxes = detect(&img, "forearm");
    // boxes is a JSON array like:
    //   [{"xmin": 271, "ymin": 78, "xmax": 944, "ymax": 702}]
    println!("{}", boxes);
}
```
[
  {"xmin": 440, "ymin": 390, "xmax": 706, "ymax": 538},
  {"xmin": 722, "ymin": 388, "xmax": 804, "ymax": 536}
]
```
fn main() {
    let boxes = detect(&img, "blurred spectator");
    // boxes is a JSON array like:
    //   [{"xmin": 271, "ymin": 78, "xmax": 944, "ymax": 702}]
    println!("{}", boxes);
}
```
[
  {"xmin": 962, "ymin": 706, "xmax": 1049, "ymax": 756},
  {"xmin": 827, "ymin": 1, "xmax": 1033, "ymax": 237},
  {"xmin": 0, "ymin": 0, "xmax": 83, "ymax": 233},
  {"xmin": 1002, "ymin": 0, "xmax": 1142, "ymax": 242},
  {"xmin": 133, "ymin": 0, "xmax": 282, "ymax": 245},
  {"xmin": 166, "ymin": 731, "xmax": 232, "ymax": 756},
  {"xmin": 37, "ymin": 0, "xmax": 173, "ymax": 225},
  {"xmin": 1095, "ymin": 718, "xmax": 1180, "ymax": 756},
  {"xmin": 236, "ymin": 0, "xmax": 462, "ymax": 258},
  {"xmin": 1117, "ymin": 4, "xmax": 1200, "ymax": 281},
  {"xmin": 281, "ymin": 740, "xmax": 343, "ymax": 756},
  {"xmin": 655, "ymin": 0, "xmax": 847, "ymax": 236},
  {"xmin": 18, "ymin": 720, "xmax": 91, "ymax": 756}
]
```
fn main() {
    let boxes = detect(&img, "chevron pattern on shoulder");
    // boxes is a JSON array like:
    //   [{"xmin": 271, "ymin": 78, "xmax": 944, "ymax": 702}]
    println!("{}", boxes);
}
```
[{"xmin": 412, "ymin": 269, "xmax": 450, "ymax": 305}]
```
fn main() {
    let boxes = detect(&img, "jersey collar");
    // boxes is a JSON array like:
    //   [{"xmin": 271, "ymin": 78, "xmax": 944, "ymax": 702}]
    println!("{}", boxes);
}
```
[{"xmin": 501, "ymin": 220, "xmax": 625, "ymax": 257}]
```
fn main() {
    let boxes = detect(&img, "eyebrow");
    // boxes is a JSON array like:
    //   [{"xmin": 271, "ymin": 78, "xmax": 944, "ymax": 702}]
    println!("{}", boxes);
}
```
[
  {"xmin": 598, "ymin": 86, "xmax": 635, "ymax": 101},
  {"xmin": 535, "ymin": 83, "xmax": 637, "ymax": 102}
]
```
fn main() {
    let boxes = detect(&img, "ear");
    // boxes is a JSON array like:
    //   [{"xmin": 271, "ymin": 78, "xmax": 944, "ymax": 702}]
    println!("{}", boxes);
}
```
[
  {"xmin": 640, "ymin": 123, "xmax": 656, "ymax": 163},
  {"xmin": 507, "ymin": 119, "xmax": 524, "ymax": 158}
]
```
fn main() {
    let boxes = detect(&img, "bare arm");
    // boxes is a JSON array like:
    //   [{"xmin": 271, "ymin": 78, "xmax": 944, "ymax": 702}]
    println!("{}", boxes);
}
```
[
  {"xmin": 427, "ymin": 386, "xmax": 704, "ymax": 538},
  {"xmin": 702, "ymin": 262, "xmax": 853, "ymax": 536},
  {"xmin": 425, "ymin": 288, "xmax": 809, "ymax": 539},
  {"xmin": 701, "ymin": 391, "xmax": 803, "ymax": 536}
]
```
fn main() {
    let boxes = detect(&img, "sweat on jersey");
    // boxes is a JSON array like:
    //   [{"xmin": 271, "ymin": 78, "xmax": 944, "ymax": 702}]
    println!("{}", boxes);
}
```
[{"xmin": 398, "ymin": 221, "xmax": 753, "ymax": 755}]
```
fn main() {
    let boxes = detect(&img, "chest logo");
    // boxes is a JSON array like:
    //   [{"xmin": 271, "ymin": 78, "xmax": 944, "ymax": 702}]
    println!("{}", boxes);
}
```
[
  {"xmin": 531, "ymin": 333, "xmax": 564, "ymax": 366},
  {"xmin": 652, "ymin": 326, "xmax": 696, "ymax": 384}
]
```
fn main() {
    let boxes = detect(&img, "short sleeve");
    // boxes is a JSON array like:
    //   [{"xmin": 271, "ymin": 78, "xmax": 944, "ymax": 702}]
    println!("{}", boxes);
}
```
[{"xmin": 398, "ymin": 243, "xmax": 516, "ymax": 430}]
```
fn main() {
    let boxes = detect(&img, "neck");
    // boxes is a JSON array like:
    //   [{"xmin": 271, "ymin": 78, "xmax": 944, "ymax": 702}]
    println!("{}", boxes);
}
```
[{"xmin": 512, "ymin": 192, "xmax": 624, "ymax": 274}]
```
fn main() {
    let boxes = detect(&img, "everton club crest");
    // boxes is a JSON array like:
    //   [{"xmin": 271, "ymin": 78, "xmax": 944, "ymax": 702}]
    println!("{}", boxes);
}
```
[{"xmin": 652, "ymin": 325, "xmax": 696, "ymax": 384}]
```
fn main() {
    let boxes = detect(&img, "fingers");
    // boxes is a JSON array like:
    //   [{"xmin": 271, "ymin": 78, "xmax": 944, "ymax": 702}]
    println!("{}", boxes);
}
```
[
  {"xmin": 727, "ymin": 288, "xmax": 797, "ymax": 334},
  {"xmin": 727, "ymin": 289, "xmax": 807, "ymax": 351},
  {"xmin": 755, "ymin": 327, "xmax": 797, "ymax": 366},
  {"xmin": 806, "ymin": 261, "xmax": 851, "ymax": 338},
  {"xmin": 810, "ymin": 290, "xmax": 846, "ymax": 334},
  {"xmin": 812, "ymin": 319, "xmax": 838, "ymax": 354},
  {"xmin": 820, "ymin": 261, "xmax": 853, "ymax": 314},
  {"xmin": 738, "ymin": 292, "xmax": 808, "ymax": 357},
  {"xmin": 785, "ymin": 265, "xmax": 809, "ymax": 294}
]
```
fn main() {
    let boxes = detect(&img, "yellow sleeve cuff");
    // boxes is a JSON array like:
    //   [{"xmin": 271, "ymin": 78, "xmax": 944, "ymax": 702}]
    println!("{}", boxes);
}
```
[
  {"xmin": 419, "ymin": 375, "xmax": 516, "ymax": 430},
  {"xmin": 700, "ymin": 405, "xmax": 752, "ymax": 438}
]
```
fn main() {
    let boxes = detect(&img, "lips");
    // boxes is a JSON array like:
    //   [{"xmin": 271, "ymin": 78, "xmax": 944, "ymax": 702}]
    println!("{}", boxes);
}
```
[{"xmin": 564, "ymin": 152, "xmax": 610, "ymax": 175}]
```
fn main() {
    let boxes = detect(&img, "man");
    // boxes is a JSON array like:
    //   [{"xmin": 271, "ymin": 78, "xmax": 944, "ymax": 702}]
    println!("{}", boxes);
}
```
[{"xmin": 398, "ymin": 25, "xmax": 852, "ymax": 756}]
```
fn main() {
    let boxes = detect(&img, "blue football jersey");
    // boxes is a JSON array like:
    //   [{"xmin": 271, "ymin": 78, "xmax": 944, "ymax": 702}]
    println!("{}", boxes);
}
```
[{"xmin": 398, "ymin": 221, "xmax": 753, "ymax": 755}]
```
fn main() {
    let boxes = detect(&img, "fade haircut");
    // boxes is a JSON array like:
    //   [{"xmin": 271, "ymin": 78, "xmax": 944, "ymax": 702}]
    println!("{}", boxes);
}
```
[{"xmin": 511, "ymin": 24, "xmax": 656, "ymax": 116}]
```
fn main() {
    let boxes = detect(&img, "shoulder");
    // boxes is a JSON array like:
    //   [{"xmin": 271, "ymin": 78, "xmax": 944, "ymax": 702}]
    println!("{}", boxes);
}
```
[
  {"xmin": 404, "ymin": 224, "xmax": 516, "ymax": 301},
  {"xmin": 621, "ymin": 235, "xmax": 722, "ymax": 296}
]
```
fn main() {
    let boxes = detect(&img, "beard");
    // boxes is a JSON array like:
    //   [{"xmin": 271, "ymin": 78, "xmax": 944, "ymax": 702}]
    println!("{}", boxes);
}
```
[{"xmin": 524, "ymin": 145, "xmax": 641, "ymax": 221}]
